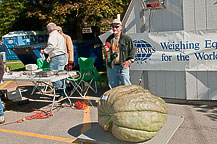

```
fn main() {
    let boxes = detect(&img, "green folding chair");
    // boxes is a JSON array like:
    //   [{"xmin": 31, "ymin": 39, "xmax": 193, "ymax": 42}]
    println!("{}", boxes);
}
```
[{"xmin": 67, "ymin": 57, "xmax": 100, "ymax": 97}]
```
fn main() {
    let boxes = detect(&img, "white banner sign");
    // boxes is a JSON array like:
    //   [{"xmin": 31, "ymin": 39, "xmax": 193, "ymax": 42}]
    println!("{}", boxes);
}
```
[{"xmin": 129, "ymin": 30, "xmax": 217, "ymax": 71}]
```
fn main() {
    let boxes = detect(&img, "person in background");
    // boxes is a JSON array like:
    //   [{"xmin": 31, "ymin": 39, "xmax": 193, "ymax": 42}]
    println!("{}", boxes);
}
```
[
  {"xmin": 0, "ymin": 54, "xmax": 5, "ymax": 124},
  {"xmin": 56, "ymin": 26, "xmax": 74, "ymax": 71},
  {"xmin": 104, "ymin": 19, "xmax": 136, "ymax": 88},
  {"xmin": 0, "ymin": 41, "xmax": 6, "ymax": 72},
  {"xmin": 40, "ymin": 23, "xmax": 67, "ymax": 98}
]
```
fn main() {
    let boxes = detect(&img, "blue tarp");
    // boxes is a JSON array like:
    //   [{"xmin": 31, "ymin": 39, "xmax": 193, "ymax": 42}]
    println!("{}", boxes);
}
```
[{"xmin": 11, "ymin": 40, "xmax": 103, "ymax": 69}]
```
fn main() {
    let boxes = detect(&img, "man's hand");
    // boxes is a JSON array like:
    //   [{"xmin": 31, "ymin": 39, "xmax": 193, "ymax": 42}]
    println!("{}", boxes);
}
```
[
  {"xmin": 104, "ymin": 45, "xmax": 109, "ymax": 52},
  {"xmin": 123, "ymin": 60, "xmax": 131, "ymax": 69},
  {"xmin": 68, "ymin": 61, "xmax": 75, "ymax": 71},
  {"xmin": 104, "ymin": 42, "xmax": 111, "ymax": 52},
  {"xmin": 46, "ymin": 57, "xmax": 50, "ymax": 62}
]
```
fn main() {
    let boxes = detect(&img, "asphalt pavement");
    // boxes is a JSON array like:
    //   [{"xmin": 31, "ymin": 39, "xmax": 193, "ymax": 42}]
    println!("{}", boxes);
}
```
[{"xmin": 0, "ymin": 81, "xmax": 217, "ymax": 144}]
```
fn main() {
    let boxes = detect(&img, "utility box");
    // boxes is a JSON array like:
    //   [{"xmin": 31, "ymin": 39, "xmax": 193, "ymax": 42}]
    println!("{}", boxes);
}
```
[{"xmin": 144, "ymin": 0, "xmax": 166, "ymax": 10}]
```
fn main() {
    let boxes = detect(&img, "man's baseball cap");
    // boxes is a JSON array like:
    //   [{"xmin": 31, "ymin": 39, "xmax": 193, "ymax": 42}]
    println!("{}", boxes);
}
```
[{"xmin": 112, "ymin": 19, "xmax": 122, "ymax": 25}]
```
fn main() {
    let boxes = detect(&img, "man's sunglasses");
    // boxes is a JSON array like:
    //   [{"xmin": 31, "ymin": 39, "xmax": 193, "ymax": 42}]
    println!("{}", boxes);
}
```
[{"xmin": 112, "ymin": 25, "xmax": 120, "ymax": 29}]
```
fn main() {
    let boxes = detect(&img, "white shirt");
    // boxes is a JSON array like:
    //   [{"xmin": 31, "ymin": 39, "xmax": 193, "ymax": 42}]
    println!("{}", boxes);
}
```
[{"xmin": 44, "ymin": 30, "xmax": 66, "ymax": 58}]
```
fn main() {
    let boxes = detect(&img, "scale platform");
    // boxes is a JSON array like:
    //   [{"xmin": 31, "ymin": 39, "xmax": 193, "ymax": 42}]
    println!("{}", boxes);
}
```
[{"xmin": 77, "ymin": 115, "xmax": 184, "ymax": 144}]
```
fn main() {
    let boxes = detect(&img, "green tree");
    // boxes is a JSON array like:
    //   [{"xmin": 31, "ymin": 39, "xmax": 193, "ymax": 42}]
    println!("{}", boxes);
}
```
[
  {"xmin": 26, "ymin": 0, "xmax": 129, "ymax": 39},
  {"xmin": 0, "ymin": 0, "xmax": 25, "ymax": 37},
  {"xmin": 0, "ymin": 0, "xmax": 45, "ymax": 38},
  {"xmin": 1, "ymin": 0, "xmax": 129, "ymax": 40}
]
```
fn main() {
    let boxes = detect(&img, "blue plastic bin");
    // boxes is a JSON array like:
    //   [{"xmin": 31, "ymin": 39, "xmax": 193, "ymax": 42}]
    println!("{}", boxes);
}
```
[{"xmin": 73, "ymin": 40, "xmax": 103, "ymax": 70}]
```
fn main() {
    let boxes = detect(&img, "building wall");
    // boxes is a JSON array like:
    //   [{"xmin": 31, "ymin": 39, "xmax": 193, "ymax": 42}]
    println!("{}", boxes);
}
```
[
  {"xmin": 130, "ymin": 70, "xmax": 186, "ymax": 99},
  {"xmin": 125, "ymin": 0, "xmax": 217, "ymax": 100},
  {"xmin": 123, "ymin": 0, "xmax": 143, "ymax": 33},
  {"xmin": 123, "ymin": 0, "xmax": 184, "ymax": 33},
  {"xmin": 186, "ymin": 71, "xmax": 217, "ymax": 100},
  {"xmin": 183, "ymin": 0, "xmax": 217, "ymax": 31},
  {"xmin": 131, "ymin": 70, "xmax": 217, "ymax": 100},
  {"xmin": 123, "ymin": 0, "xmax": 217, "ymax": 33},
  {"xmin": 144, "ymin": 0, "xmax": 183, "ymax": 32}
]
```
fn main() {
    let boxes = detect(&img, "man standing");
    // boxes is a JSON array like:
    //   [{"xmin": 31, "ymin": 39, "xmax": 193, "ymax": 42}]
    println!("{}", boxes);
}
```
[
  {"xmin": 0, "ymin": 54, "xmax": 5, "ymax": 124},
  {"xmin": 0, "ymin": 41, "xmax": 6, "ymax": 72},
  {"xmin": 56, "ymin": 26, "xmax": 74, "ymax": 71},
  {"xmin": 104, "ymin": 19, "xmax": 136, "ymax": 88},
  {"xmin": 41, "ymin": 23, "xmax": 67, "ymax": 97}
]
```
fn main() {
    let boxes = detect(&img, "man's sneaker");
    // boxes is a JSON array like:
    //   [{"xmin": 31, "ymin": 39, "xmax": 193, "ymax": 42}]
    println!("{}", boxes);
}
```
[{"xmin": 0, "ymin": 116, "xmax": 5, "ymax": 124}]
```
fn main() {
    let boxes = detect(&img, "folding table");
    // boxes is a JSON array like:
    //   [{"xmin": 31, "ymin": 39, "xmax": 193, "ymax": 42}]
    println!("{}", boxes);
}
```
[{"xmin": 3, "ymin": 71, "xmax": 77, "ymax": 114}]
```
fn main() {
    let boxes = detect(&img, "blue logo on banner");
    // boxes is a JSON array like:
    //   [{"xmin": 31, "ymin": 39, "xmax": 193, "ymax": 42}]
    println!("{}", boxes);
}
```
[{"xmin": 133, "ymin": 40, "xmax": 156, "ymax": 63}]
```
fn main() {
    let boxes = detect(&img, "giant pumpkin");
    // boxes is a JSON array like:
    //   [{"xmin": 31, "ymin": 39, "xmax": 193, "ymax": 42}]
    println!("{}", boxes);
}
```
[{"xmin": 98, "ymin": 85, "xmax": 168, "ymax": 142}]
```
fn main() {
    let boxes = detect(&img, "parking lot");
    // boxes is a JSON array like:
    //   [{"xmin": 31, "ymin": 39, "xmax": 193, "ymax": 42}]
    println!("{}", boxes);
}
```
[{"xmin": 0, "ymin": 81, "xmax": 217, "ymax": 144}]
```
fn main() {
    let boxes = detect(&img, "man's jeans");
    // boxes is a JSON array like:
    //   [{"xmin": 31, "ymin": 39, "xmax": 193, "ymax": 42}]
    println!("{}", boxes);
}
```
[
  {"xmin": 0, "ymin": 52, "xmax": 6, "ymax": 63},
  {"xmin": 0, "ymin": 97, "xmax": 4, "ymax": 117},
  {"xmin": 107, "ymin": 65, "xmax": 131, "ymax": 89},
  {"xmin": 49, "ymin": 54, "xmax": 67, "ymax": 95}
]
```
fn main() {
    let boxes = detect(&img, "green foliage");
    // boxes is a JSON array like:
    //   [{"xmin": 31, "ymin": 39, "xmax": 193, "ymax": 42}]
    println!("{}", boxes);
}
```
[
  {"xmin": 0, "ymin": 0, "xmax": 129, "ymax": 39},
  {"xmin": 25, "ymin": 0, "xmax": 129, "ymax": 28},
  {"xmin": 0, "ymin": 0, "xmax": 25, "ymax": 37},
  {"xmin": 0, "ymin": 0, "xmax": 45, "ymax": 38},
  {"xmin": 74, "ymin": 0, "xmax": 128, "ymax": 31}
]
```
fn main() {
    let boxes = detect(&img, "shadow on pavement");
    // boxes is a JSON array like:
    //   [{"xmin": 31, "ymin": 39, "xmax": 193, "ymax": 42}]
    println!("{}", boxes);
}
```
[
  {"xmin": 5, "ymin": 85, "xmax": 54, "ymax": 112},
  {"xmin": 5, "ymin": 100, "xmax": 51, "ymax": 113},
  {"xmin": 4, "ymin": 85, "xmax": 108, "ymax": 113},
  {"xmin": 163, "ymin": 98, "xmax": 217, "ymax": 121},
  {"xmin": 68, "ymin": 122, "xmax": 98, "ymax": 137},
  {"xmin": 193, "ymin": 104, "xmax": 217, "ymax": 121}
]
